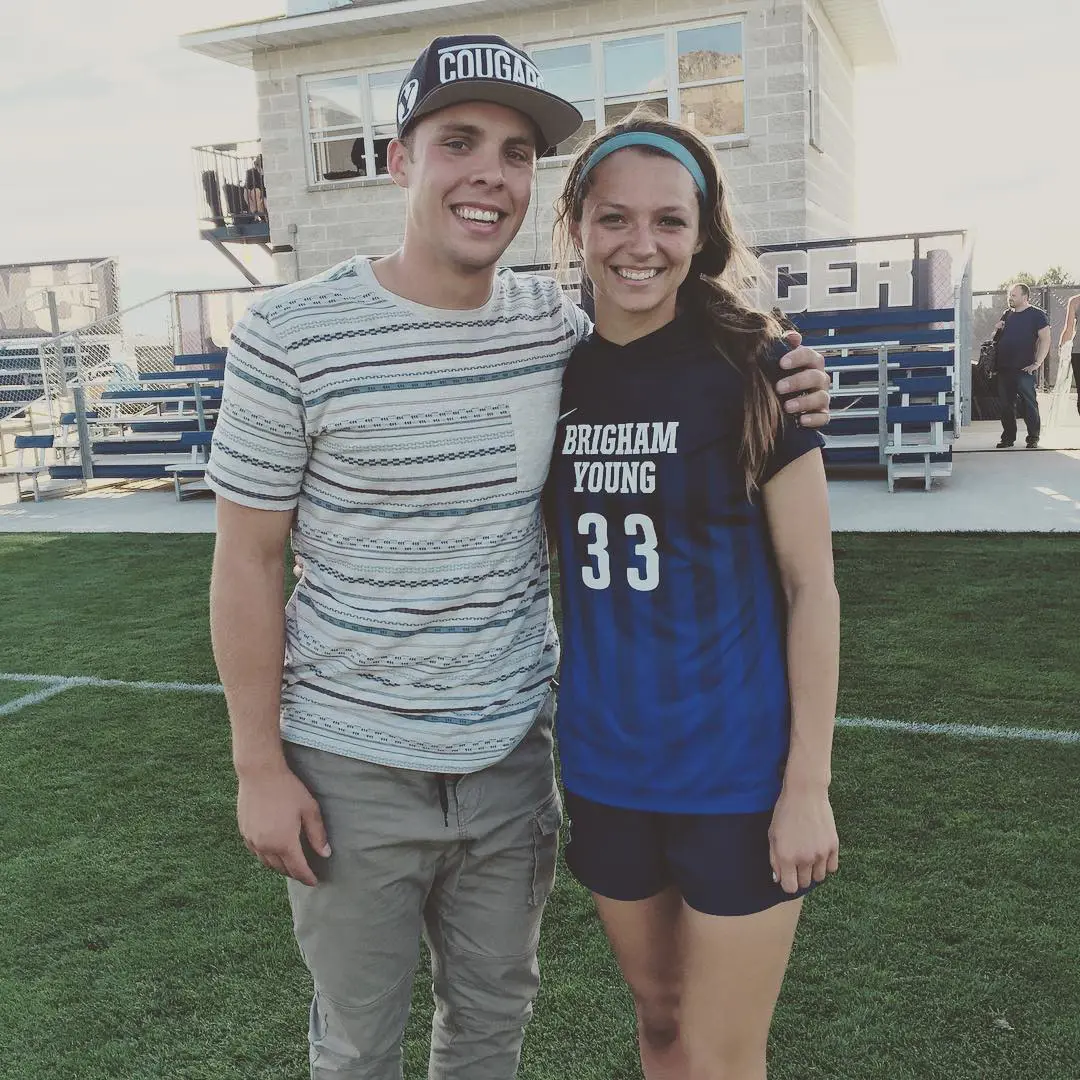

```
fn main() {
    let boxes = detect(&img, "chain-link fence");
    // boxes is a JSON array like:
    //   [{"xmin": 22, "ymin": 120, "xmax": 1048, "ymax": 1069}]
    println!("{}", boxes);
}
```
[
  {"xmin": 35, "ymin": 285, "xmax": 278, "ymax": 433},
  {"xmin": 4, "ymin": 281, "xmax": 279, "ymax": 476},
  {"xmin": 174, "ymin": 286, "xmax": 274, "ymax": 354},
  {"xmin": 45, "ymin": 293, "xmax": 178, "ymax": 426}
]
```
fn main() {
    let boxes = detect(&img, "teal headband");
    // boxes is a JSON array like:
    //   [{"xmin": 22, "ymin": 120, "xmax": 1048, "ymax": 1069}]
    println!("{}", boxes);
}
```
[{"xmin": 578, "ymin": 131, "xmax": 709, "ymax": 199}]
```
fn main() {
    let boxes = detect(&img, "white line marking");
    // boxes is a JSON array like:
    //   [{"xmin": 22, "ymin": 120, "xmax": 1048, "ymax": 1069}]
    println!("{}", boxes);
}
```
[
  {"xmin": 0, "ymin": 683, "xmax": 73, "ymax": 717},
  {"xmin": 0, "ymin": 673, "xmax": 1077, "ymax": 744},
  {"xmin": 0, "ymin": 672, "xmax": 224, "ymax": 694},
  {"xmin": 836, "ymin": 716, "xmax": 1080, "ymax": 745}
]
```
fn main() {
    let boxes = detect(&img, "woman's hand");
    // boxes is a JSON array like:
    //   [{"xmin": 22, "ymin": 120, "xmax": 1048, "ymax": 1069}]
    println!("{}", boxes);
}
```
[{"xmin": 768, "ymin": 783, "xmax": 839, "ymax": 894}]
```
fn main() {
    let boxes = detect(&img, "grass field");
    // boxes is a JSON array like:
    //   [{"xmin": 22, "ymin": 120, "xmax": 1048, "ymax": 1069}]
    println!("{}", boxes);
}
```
[{"xmin": 0, "ymin": 532, "xmax": 1078, "ymax": 1079}]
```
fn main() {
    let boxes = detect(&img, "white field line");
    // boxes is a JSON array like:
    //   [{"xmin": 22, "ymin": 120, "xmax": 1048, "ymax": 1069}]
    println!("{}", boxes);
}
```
[
  {"xmin": 0, "ymin": 683, "xmax": 74, "ymax": 717},
  {"xmin": 0, "ymin": 672, "xmax": 224, "ymax": 694},
  {"xmin": 836, "ymin": 716, "xmax": 1080, "ymax": 746},
  {"xmin": 0, "ymin": 673, "xmax": 1077, "ymax": 745}
]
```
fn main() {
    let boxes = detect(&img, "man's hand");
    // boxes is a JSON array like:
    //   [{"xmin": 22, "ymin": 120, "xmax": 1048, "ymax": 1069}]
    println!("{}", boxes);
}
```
[
  {"xmin": 1022, "ymin": 364, "xmax": 1040, "ymax": 374},
  {"xmin": 776, "ymin": 330, "xmax": 831, "ymax": 429},
  {"xmin": 237, "ymin": 763, "xmax": 331, "ymax": 887}
]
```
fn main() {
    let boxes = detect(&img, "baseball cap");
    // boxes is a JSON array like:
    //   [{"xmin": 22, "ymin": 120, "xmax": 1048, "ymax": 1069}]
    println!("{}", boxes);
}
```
[{"xmin": 395, "ymin": 35, "xmax": 583, "ymax": 154}]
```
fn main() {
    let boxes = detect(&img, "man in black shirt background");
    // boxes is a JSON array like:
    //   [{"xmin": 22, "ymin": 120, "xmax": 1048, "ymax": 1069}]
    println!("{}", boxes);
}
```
[{"xmin": 994, "ymin": 282, "xmax": 1051, "ymax": 448}]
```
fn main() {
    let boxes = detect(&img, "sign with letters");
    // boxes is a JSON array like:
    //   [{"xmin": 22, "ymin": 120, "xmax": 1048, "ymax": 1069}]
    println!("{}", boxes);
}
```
[
  {"xmin": 754, "ymin": 234, "xmax": 962, "ymax": 316},
  {"xmin": 757, "ymin": 244, "xmax": 915, "ymax": 314}
]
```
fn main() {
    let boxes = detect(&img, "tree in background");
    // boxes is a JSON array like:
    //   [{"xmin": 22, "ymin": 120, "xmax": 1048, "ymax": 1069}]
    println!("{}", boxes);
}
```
[{"xmin": 998, "ymin": 266, "xmax": 1077, "ymax": 290}]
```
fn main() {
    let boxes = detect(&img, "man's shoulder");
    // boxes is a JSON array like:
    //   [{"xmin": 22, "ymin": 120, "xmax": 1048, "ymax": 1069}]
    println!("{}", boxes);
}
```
[
  {"xmin": 497, "ymin": 268, "xmax": 585, "ymax": 314},
  {"xmin": 1004, "ymin": 305, "xmax": 1047, "ymax": 327},
  {"xmin": 496, "ymin": 267, "xmax": 563, "ymax": 305},
  {"xmin": 246, "ymin": 257, "xmax": 372, "ymax": 327},
  {"xmin": 495, "ymin": 269, "xmax": 589, "ymax": 345}
]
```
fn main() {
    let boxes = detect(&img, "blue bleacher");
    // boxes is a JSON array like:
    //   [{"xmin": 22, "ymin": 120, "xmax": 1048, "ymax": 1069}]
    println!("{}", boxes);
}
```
[
  {"xmin": 172, "ymin": 351, "xmax": 226, "ymax": 369},
  {"xmin": 789, "ymin": 305, "xmax": 958, "ymax": 490},
  {"xmin": 41, "ymin": 349, "xmax": 223, "ymax": 484},
  {"xmin": 99, "ymin": 387, "xmax": 223, "ymax": 402},
  {"xmin": 138, "ymin": 369, "xmax": 225, "ymax": 383},
  {"xmin": 19, "ymin": 304, "xmax": 959, "ymax": 493},
  {"xmin": 127, "ymin": 419, "xmax": 206, "ymax": 433}
]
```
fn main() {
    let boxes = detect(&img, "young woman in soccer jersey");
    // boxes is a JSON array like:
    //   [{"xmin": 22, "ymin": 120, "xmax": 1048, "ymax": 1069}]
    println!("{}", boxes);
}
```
[{"xmin": 547, "ymin": 114, "xmax": 840, "ymax": 1079}]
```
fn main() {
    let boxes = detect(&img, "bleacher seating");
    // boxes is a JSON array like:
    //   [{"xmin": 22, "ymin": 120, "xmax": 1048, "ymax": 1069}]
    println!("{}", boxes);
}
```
[
  {"xmin": 790, "ymin": 306, "xmax": 958, "ymax": 491},
  {"xmin": 163, "ymin": 430, "xmax": 214, "ymax": 501},
  {"xmin": 0, "ymin": 435, "xmax": 56, "ymax": 502},
  {"xmin": 43, "ymin": 349, "xmax": 225, "ymax": 487},
  {"xmin": 7, "ymin": 301, "xmax": 961, "ymax": 499}
]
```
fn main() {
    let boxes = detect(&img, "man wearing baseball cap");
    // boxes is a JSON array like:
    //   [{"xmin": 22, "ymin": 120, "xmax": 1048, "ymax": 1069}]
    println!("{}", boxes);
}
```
[{"xmin": 208, "ymin": 33, "xmax": 831, "ymax": 1079}]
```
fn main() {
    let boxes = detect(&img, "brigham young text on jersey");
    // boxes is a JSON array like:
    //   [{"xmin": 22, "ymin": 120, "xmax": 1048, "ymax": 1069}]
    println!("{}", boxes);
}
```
[{"xmin": 561, "ymin": 421, "xmax": 680, "ymax": 495}]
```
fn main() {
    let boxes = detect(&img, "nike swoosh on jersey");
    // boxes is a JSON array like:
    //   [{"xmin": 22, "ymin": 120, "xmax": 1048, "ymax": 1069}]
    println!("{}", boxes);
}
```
[{"xmin": 558, "ymin": 409, "xmax": 579, "ymax": 421}]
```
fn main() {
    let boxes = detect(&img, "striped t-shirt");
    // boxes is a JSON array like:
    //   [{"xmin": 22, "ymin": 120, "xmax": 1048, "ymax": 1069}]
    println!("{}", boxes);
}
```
[{"xmin": 206, "ymin": 256, "xmax": 589, "ymax": 772}]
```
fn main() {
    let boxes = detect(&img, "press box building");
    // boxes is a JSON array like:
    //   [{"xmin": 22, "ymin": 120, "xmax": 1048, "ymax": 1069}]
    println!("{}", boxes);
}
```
[{"xmin": 181, "ymin": 0, "xmax": 897, "ymax": 285}]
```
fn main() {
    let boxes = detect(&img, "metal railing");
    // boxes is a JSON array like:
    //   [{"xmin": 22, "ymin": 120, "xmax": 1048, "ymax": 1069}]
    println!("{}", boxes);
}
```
[
  {"xmin": 41, "ymin": 295, "xmax": 178, "ymax": 477},
  {"xmin": 194, "ymin": 140, "xmax": 266, "ymax": 230}
]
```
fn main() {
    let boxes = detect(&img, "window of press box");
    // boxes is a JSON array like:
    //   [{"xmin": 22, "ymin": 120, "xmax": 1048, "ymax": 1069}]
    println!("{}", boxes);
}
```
[
  {"xmin": 305, "ymin": 68, "xmax": 409, "ymax": 183},
  {"xmin": 531, "ymin": 20, "xmax": 746, "ymax": 159},
  {"xmin": 302, "ymin": 23, "xmax": 747, "ymax": 178}
]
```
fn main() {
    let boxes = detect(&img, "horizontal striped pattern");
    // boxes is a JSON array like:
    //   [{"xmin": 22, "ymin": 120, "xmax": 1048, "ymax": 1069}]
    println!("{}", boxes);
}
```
[{"xmin": 207, "ymin": 257, "xmax": 588, "ymax": 772}]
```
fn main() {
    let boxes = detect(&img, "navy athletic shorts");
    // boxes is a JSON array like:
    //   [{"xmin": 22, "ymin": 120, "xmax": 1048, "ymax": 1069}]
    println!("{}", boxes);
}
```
[{"xmin": 563, "ymin": 789, "xmax": 816, "ymax": 917}]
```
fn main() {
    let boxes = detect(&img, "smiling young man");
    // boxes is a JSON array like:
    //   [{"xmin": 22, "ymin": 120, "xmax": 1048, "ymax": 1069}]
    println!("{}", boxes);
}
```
[{"xmin": 207, "ymin": 34, "xmax": 833, "ymax": 1080}]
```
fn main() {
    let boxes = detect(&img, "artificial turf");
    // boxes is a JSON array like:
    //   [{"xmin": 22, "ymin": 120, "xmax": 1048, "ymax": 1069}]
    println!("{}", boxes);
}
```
[{"xmin": 0, "ymin": 533, "xmax": 1076, "ymax": 1079}]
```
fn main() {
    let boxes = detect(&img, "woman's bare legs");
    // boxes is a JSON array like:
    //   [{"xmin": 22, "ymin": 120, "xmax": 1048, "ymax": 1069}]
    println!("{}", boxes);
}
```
[
  {"xmin": 594, "ymin": 891, "xmax": 803, "ymax": 1080},
  {"xmin": 592, "ymin": 887, "xmax": 687, "ymax": 1079},
  {"xmin": 679, "ymin": 897, "xmax": 803, "ymax": 1080}
]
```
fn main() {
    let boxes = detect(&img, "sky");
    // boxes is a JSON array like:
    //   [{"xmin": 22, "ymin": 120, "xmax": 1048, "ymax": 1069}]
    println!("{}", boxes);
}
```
[{"xmin": 0, "ymin": 0, "xmax": 1075, "ymax": 311}]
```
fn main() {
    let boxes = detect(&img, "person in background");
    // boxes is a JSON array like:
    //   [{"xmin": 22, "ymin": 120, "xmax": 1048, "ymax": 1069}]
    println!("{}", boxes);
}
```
[
  {"xmin": 994, "ymin": 282, "xmax": 1050, "ymax": 448},
  {"xmin": 1059, "ymin": 292, "xmax": 1080, "ymax": 417},
  {"xmin": 244, "ymin": 153, "xmax": 266, "ymax": 219}
]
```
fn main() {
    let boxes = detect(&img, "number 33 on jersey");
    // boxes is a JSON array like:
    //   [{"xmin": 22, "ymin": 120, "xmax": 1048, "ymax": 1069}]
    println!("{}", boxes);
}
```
[{"xmin": 577, "ymin": 511, "xmax": 660, "ymax": 592}]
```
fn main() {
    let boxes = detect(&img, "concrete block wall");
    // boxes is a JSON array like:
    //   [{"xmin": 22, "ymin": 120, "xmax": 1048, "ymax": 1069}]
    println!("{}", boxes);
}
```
[
  {"xmin": 253, "ymin": 0, "xmax": 857, "ymax": 281},
  {"xmin": 805, "ymin": 0, "xmax": 857, "ymax": 239}
]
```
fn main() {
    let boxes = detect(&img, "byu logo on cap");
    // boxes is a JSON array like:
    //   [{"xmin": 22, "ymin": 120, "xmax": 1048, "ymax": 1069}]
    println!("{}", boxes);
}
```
[{"xmin": 397, "ymin": 79, "xmax": 420, "ymax": 126}]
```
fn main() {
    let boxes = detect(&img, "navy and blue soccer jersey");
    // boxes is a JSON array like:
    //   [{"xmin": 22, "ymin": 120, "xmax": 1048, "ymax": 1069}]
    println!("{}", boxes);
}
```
[{"xmin": 547, "ymin": 312, "xmax": 824, "ymax": 814}]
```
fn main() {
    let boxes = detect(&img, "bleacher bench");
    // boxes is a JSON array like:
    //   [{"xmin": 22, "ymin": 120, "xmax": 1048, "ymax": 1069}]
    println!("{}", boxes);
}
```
[
  {"xmin": 163, "ymin": 431, "xmax": 214, "ymax": 501},
  {"xmin": 792, "ymin": 306, "xmax": 958, "ymax": 490},
  {"xmin": 0, "ymin": 435, "xmax": 55, "ymax": 502}
]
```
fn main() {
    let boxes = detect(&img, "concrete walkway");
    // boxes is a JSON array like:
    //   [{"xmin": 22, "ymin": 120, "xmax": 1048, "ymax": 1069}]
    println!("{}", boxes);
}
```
[
  {"xmin": 4, "ymin": 412, "xmax": 1080, "ymax": 534},
  {"xmin": 4, "ymin": 448, "xmax": 1080, "ymax": 535},
  {"xmin": 827, "ymin": 447, "xmax": 1080, "ymax": 532},
  {"xmin": 0, "ymin": 478, "xmax": 218, "ymax": 533}
]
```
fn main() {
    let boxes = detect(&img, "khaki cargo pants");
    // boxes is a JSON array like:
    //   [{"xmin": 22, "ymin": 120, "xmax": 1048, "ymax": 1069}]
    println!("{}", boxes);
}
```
[{"xmin": 284, "ymin": 695, "xmax": 561, "ymax": 1080}]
